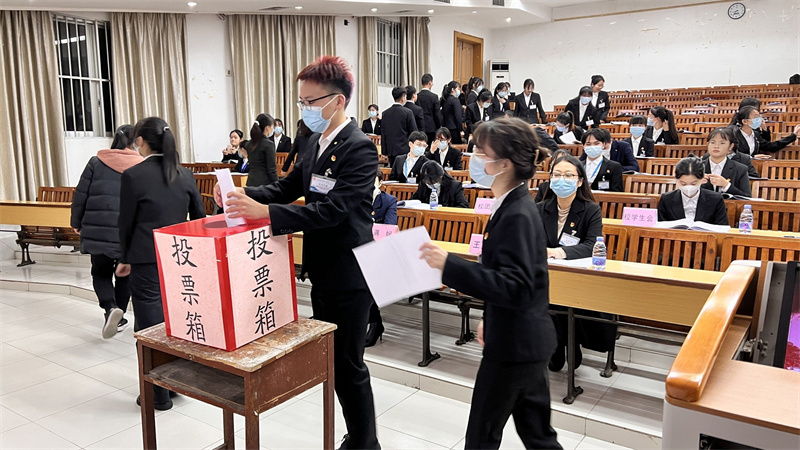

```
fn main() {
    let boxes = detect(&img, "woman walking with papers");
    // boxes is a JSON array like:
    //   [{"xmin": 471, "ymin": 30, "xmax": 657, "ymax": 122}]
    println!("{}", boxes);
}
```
[{"xmin": 420, "ymin": 117, "xmax": 561, "ymax": 449}]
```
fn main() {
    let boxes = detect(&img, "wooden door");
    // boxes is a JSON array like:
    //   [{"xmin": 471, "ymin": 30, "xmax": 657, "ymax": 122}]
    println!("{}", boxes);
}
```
[{"xmin": 455, "ymin": 40, "xmax": 474, "ymax": 87}]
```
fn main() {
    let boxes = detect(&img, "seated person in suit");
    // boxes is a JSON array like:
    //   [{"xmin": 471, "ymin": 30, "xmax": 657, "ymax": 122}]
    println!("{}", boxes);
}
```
[
  {"xmin": 578, "ymin": 127, "xmax": 639, "ymax": 172},
  {"xmin": 564, "ymin": 86, "xmax": 599, "ymax": 129},
  {"xmin": 490, "ymin": 82, "xmax": 511, "ymax": 119},
  {"xmin": 732, "ymin": 106, "xmax": 799, "ymax": 158},
  {"xmin": 466, "ymin": 90, "xmax": 494, "ymax": 140},
  {"xmin": 221, "ymin": 129, "xmax": 244, "ymax": 163},
  {"xmin": 537, "ymin": 154, "xmax": 614, "ymax": 371},
  {"xmin": 645, "ymin": 106, "xmax": 679, "ymax": 145},
  {"xmin": 271, "ymin": 119, "xmax": 292, "ymax": 154},
  {"xmin": 388, "ymin": 131, "xmax": 429, "ymax": 184},
  {"xmin": 361, "ymin": 104, "xmax": 381, "ymax": 135},
  {"xmin": 232, "ymin": 145, "xmax": 249, "ymax": 173},
  {"xmin": 729, "ymin": 97, "xmax": 770, "ymax": 142},
  {"xmin": 701, "ymin": 127, "xmax": 751, "ymax": 197},
  {"xmin": 533, "ymin": 149, "xmax": 572, "ymax": 203},
  {"xmin": 553, "ymin": 111, "xmax": 584, "ymax": 144},
  {"xmin": 581, "ymin": 129, "xmax": 624, "ymax": 192},
  {"xmin": 372, "ymin": 168, "xmax": 397, "ymax": 225},
  {"xmin": 411, "ymin": 161, "xmax": 469, "ymax": 208},
  {"xmin": 625, "ymin": 115, "xmax": 654, "ymax": 157},
  {"xmin": 534, "ymin": 127, "xmax": 560, "ymax": 154},
  {"xmin": 658, "ymin": 156, "xmax": 729, "ymax": 225},
  {"xmin": 425, "ymin": 127, "xmax": 463, "ymax": 170}
]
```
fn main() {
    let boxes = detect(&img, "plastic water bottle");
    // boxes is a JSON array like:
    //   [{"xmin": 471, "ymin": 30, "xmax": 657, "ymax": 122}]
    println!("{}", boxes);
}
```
[
  {"xmin": 592, "ymin": 236, "xmax": 607, "ymax": 271},
  {"xmin": 430, "ymin": 187, "xmax": 439, "ymax": 210},
  {"xmin": 739, "ymin": 204, "xmax": 753, "ymax": 234}
]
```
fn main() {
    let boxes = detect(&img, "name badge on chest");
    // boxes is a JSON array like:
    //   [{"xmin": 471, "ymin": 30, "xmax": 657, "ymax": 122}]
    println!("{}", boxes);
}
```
[
  {"xmin": 407, "ymin": 176, "xmax": 417, "ymax": 185},
  {"xmin": 559, "ymin": 233, "xmax": 580, "ymax": 247},
  {"xmin": 598, "ymin": 102, "xmax": 606, "ymax": 109},
  {"xmin": 586, "ymin": 119, "xmax": 595, "ymax": 126},
  {"xmin": 529, "ymin": 103, "xmax": 537, "ymax": 110},
  {"xmin": 599, "ymin": 180, "xmax": 610, "ymax": 190},
  {"xmin": 310, "ymin": 174, "xmax": 336, "ymax": 195}
]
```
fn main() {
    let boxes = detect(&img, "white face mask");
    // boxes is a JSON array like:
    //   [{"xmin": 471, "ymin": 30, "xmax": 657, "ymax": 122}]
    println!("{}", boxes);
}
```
[{"xmin": 679, "ymin": 184, "xmax": 700, "ymax": 197}]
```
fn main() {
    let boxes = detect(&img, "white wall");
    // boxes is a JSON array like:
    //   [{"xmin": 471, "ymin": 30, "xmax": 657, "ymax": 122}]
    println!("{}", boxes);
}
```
[
  {"xmin": 64, "ymin": 137, "xmax": 112, "ymax": 186},
  {"xmin": 489, "ymin": 0, "xmax": 800, "ymax": 112},
  {"xmin": 334, "ymin": 16, "xmax": 360, "ymax": 120},
  {"xmin": 185, "ymin": 14, "xmax": 236, "ymax": 162}
]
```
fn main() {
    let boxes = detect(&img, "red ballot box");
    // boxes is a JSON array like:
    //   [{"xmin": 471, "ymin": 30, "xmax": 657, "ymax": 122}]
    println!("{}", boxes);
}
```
[{"xmin": 153, "ymin": 215, "xmax": 297, "ymax": 351}]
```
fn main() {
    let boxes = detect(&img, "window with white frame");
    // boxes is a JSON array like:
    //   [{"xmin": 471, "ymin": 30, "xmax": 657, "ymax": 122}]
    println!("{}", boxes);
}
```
[
  {"xmin": 53, "ymin": 14, "xmax": 115, "ymax": 137},
  {"xmin": 376, "ymin": 19, "xmax": 402, "ymax": 87}
]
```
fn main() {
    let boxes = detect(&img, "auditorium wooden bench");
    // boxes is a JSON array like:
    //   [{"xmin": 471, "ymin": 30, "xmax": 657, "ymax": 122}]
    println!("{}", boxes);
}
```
[
  {"xmin": 747, "ymin": 201, "xmax": 800, "ymax": 232},
  {"xmin": 603, "ymin": 224, "xmax": 628, "ymax": 261},
  {"xmin": 625, "ymin": 174, "xmax": 676, "ymax": 194},
  {"xmin": 396, "ymin": 209, "xmax": 423, "ymax": 231},
  {"xmin": 380, "ymin": 167, "xmax": 390, "ymax": 181},
  {"xmin": 16, "ymin": 187, "xmax": 78, "ymax": 266},
  {"xmin": 461, "ymin": 154, "xmax": 470, "ymax": 170},
  {"xmin": 423, "ymin": 211, "xmax": 486, "ymax": 245},
  {"xmin": 678, "ymin": 135, "xmax": 706, "ymax": 146},
  {"xmin": 646, "ymin": 158, "xmax": 681, "ymax": 176},
  {"xmin": 719, "ymin": 235, "xmax": 800, "ymax": 271},
  {"xmin": 762, "ymin": 160, "xmax": 800, "ymax": 180},
  {"xmin": 448, "ymin": 170, "xmax": 471, "ymax": 183},
  {"xmin": 628, "ymin": 228, "xmax": 718, "ymax": 271},
  {"xmin": 750, "ymin": 180, "xmax": 800, "ymax": 201},
  {"xmin": 275, "ymin": 152, "xmax": 288, "ymax": 171},
  {"xmin": 527, "ymin": 172, "xmax": 550, "ymax": 189},
  {"xmin": 384, "ymin": 184, "xmax": 417, "ymax": 201},
  {"xmin": 193, "ymin": 174, "xmax": 218, "ymax": 215},
  {"xmin": 557, "ymin": 144, "xmax": 583, "ymax": 157},
  {"xmin": 592, "ymin": 192, "xmax": 659, "ymax": 220},
  {"xmin": 182, "ymin": 163, "xmax": 210, "ymax": 173},
  {"xmin": 367, "ymin": 135, "xmax": 381, "ymax": 146},
  {"xmin": 663, "ymin": 145, "xmax": 708, "ymax": 159}
]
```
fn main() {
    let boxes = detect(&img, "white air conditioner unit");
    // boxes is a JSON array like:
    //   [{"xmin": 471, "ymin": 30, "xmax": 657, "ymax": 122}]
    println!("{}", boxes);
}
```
[{"xmin": 489, "ymin": 60, "xmax": 510, "ymax": 90}]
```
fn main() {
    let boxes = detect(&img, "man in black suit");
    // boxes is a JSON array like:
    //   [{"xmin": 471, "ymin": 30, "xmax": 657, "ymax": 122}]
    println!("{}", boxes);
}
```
[
  {"xmin": 416, "ymin": 73, "xmax": 442, "ymax": 143},
  {"xmin": 579, "ymin": 128, "xmax": 639, "ymax": 172},
  {"xmin": 513, "ymin": 79, "xmax": 547, "ymax": 124},
  {"xmin": 404, "ymin": 86, "xmax": 425, "ymax": 132},
  {"xmin": 272, "ymin": 119, "xmax": 293, "ymax": 154},
  {"xmin": 381, "ymin": 86, "xmax": 418, "ymax": 167},
  {"xmin": 218, "ymin": 56, "xmax": 380, "ymax": 449},
  {"xmin": 624, "ymin": 117, "xmax": 654, "ymax": 158},
  {"xmin": 425, "ymin": 130, "xmax": 463, "ymax": 170},
  {"xmin": 581, "ymin": 129, "xmax": 624, "ymax": 192},
  {"xmin": 388, "ymin": 131, "xmax": 429, "ymax": 183}
]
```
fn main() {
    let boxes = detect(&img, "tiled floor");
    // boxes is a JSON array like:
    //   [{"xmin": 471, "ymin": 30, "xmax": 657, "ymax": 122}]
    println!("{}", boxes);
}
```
[{"xmin": 0, "ymin": 248, "xmax": 674, "ymax": 448}]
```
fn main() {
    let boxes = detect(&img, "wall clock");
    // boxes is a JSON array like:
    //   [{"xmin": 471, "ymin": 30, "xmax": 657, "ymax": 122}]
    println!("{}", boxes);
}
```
[{"xmin": 728, "ymin": 2, "xmax": 746, "ymax": 20}]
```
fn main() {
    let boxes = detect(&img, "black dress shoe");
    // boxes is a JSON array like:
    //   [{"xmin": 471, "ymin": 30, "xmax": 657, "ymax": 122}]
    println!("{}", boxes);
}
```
[
  {"xmin": 365, "ymin": 321, "xmax": 385, "ymax": 348},
  {"xmin": 136, "ymin": 395, "xmax": 173, "ymax": 411},
  {"xmin": 548, "ymin": 345, "xmax": 566, "ymax": 372}
]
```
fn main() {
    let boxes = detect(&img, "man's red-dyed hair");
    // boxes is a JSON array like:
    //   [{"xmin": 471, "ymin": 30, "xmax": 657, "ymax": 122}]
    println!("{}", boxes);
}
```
[{"xmin": 297, "ymin": 56, "xmax": 354, "ymax": 105}]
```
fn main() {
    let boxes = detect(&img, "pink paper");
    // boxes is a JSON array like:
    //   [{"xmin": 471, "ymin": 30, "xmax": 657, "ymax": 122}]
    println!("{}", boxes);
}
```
[
  {"xmin": 622, "ymin": 207, "xmax": 658, "ymax": 227},
  {"xmin": 154, "ymin": 233, "xmax": 226, "ymax": 348},
  {"xmin": 372, "ymin": 224, "xmax": 399, "ymax": 241},
  {"xmin": 474, "ymin": 197, "xmax": 495, "ymax": 215},
  {"xmin": 226, "ymin": 226, "xmax": 296, "ymax": 346},
  {"xmin": 468, "ymin": 233, "xmax": 484, "ymax": 256}
]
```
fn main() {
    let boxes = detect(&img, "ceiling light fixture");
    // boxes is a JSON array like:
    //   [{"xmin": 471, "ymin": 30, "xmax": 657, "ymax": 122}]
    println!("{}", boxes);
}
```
[
  {"xmin": 371, "ymin": 8, "xmax": 378, "ymax": 12},
  {"xmin": 187, "ymin": 2, "xmax": 197, "ymax": 6},
  {"xmin": 472, "ymin": 10, "xmax": 478, "ymax": 14},
  {"xmin": 295, "ymin": 6, "xmax": 303, "ymax": 10},
  {"xmin": 505, "ymin": 17, "xmax": 511, "ymax": 22},
  {"xmin": 428, "ymin": 9, "xmax": 434, "ymax": 14}
]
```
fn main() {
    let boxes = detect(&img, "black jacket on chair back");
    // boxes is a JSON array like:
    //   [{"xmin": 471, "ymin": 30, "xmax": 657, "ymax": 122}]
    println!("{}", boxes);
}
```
[{"xmin": 442, "ymin": 184, "xmax": 557, "ymax": 362}]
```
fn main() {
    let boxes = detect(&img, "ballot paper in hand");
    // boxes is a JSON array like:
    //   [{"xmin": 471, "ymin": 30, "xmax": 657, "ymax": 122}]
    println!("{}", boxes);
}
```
[
  {"xmin": 559, "ymin": 131, "xmax": 577, "ymax": 144},
  {"xmin": 215, "ymin": 168, "xmax": 246, "ymax": 227},
  {"xmin": 353, "ymin": 226, "xmax": 443, "ymax": 307}
]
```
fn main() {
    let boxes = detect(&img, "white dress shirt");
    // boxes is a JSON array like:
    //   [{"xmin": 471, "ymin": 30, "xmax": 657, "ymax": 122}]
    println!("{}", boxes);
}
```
[
  {"xmin": 740, "ymin": 128, "xmax": 756, "ymax": 154},
  {"xmin": 681, "ymin": 191, "xmax": 699, "ymax": 222},
  {"xmin": 579, "ymin": 103, "xmax": 588, "ymax": 122},
  {"xmin": 591, "ymin": 92, "xmax": 599, "ymax": 107},
  {"xmin": 585, "ymin": 157, "xmax": 602, "ymax": 183},
  {"xmin": 370, "ymin": 118, "xmax": 377, "ymax": 131},
  {"xmin": 524, "ymin": 93, "xmax": 531, "ymax": 107},
  {"xmin": 404, "ymin": 155, "xmax": 419, "ymax": 177},
  {"xmin": 439, "ymin": 147, "xmax": 448, "ymax": 165},
  {"xmin": 709, "ymin": 158, "xmax": 730, "ymax": 193},
  {"xmin": 652, "ymin": 127, "xmax": 663, "ymax": 143},
  {"xmin": 630, "ymin": 136, "xmax": 643, "ymax": 156},
  {"xmin": 317, "ymin": 120, "xmax": 351, "ymax": 161}
]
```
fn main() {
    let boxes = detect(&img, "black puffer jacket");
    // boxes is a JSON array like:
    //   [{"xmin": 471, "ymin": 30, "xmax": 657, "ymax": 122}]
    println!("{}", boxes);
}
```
[{"xmin": 71, "ymin": 149, "xmax": 143, "ymax": 258}]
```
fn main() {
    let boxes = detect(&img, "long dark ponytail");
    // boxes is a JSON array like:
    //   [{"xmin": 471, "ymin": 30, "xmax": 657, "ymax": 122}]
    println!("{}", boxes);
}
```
[
  {"xmin": 650, "ymin": 106, "xmax": 678, "ymax": 142},
  {"xmin": 134, "ymin": 117, "xmax": 179, "ymax": 183},
  {"xmin": 111, "ymin": 124, "xmax": 135, "ymax": 150},
  {"xmin": 441, "ymin": 81, "xmax": 459, "ymax": 106},
  {"xmin": 250, "ymin": 113, "xmax": 275, "ymax": 148}
]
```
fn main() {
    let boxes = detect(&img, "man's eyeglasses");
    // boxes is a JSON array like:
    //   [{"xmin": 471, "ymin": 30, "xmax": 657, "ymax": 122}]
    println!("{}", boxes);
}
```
[{"xmin": 296, "ymin": 93, "xmax": 342, "ymax": 110}]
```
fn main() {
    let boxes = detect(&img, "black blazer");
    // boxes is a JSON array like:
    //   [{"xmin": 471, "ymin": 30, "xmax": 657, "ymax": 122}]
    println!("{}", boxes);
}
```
[
  {"xmin": 657, "ymin": 189, "xmax": 729, "ymax": 225},
  {"xmin": 221, "ymin": 150, "xmax": 240, "ymax": 163},
  {"xmin": 579, "ymin": 140, "xmax": 639, "ymax": 173},
  {"xmin": 381, "ymin": 104, "xmax": 418, "ymax": 158},
  {"xmin": 416, "ymin": 89, "xmax": 442, "ymax": 133},
  {"xmin": 466, "ymin": 90, "xmax": 479, "ymax": 105},
  {"xmin": 490, "ymin": 95, "xmax": 510, "ymax": 120},
  {"xmin": 232, "ymin": 158, "xmax": 250, "ymax": 173},
  {"xmin": 442, "ymin": 185, "xmax": 556, "ymax": 362},
  {"xmin": 624, "ymin": 136, "xmax": 655, "ymax": 158},
  {"xmin": 586, "ymin": 157, "xmax": 624, "ymax": 192},
  {"xmin": 513, "ymin": 92, "xmax": 547, "ymax": 124},
  {"xmin": 644, "ymin": 126, "xmax": 679, "ymax": 145},
  {"xmin": 118, "ymin": 157, "xmax": 206, "ymax": 264},
  {"xmin": 538, "ymin": 196, "xmax": 603, "ymax": 260},
  {"xmin": 411, "ymin": 177, "xmax": 469, "ymax": 208},
  {"xmin": 405, "ymin": 101, "xmax": 425, "ymax": 132},
  {"xmin": 733, "ymin": 125, "xmax": 797, "ymax": 156},
  {"xmin": 565, "ymin": 98, "xmax": 599, "ymax": 129},
  {"xmin": 465, "ymin": 102, "xmax": 493, "ymax": 137},
  {"xmin": 701, "ymin": 157, "xmax": 752, "ymax": 197},
  {"xmin": 442, "ymin": 95, "xmax": 463, "ymax": 131},
  {"xmin": 282, "ymin": 134, "xmax": 308, "ymax": 172},
  {"xmin": 372, "ymin": 191, "xmax": 397, "ymax": 225},
  {"xmin": 535, "ymin": 128, "xmax": 561, "ymax": 153},
  {"xmin": 729, "ymin": 150, "xmax": 760, "ymax": 178},
  {"xmin": 593, "ymin": 91, "xmax": 610, "ymax": 122},
  {"xmin": 244, "ymin": 121, "xmax": 377, "ymax": 291},
  {"xmin": 553, "ymin": 126, "xmax": 585, "ymax": 145},
  {"xmin": 361, "ymin": 118, "xmax": 382, "ymax": 135},
  {"xmin": 388, "ymin": 154, "xmax": 428, "ymax": 183},
  {"xmin": 425, "ymin": 145, "xmax": 463, "ymax": 170},
  {"xmin": 246, "ymin": 138, "xmax": 278, "ymax": 187},
  {"xmin": 272, "ymin": 134, "xmax": 292, "ymax": 154}
]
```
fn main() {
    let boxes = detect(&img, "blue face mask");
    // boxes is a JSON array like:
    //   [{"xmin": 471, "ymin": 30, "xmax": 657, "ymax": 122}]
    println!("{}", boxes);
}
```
[
  {"xmin": 438, "ymin": 141, "xmax": 448, "ymax": 151},
  {"xmin": 274, "ymin": 126, "xmax": 283, "ymax": 135},
  {"xmin": 412, "ymin": 146, "xmax": 426, "ymax": 157},
  {"xmin": 469, "ymin": 154, "xmax": 503, "ymax": 187},
  {"xmin": 499, "ymin": 91, "xmax": 508, "ymax": 99},
  {"xmin": 630, "ymin": 126, "xmax": 645, "ymax": 137},
  {"xmin": 584, "ymin": 145, "xmax": 603, "ymax": 159},
  {"xmin": 550, "ymin": 177, "xmax": 579, "ymax": 198},
  {"xmin": 556, "ymin": 125, "xmax": 568, "ymax": 133},
  {"xmin": 749, "ymin": 117, "xmax": 763, "ymax": 129},
  {"xmin": 647, "ymin": 117, "xmax": 655, "ymax": 127},
  {"xmin": 476, "ymin": 85, "xmax": 484, "ymax": 92},
  {"xmin": 580, "ymin": 96, "xmax": 591, "ymax": 105},
  {"xmin": 369, "ymin": 110, "xmax": 378, "ymax": 118},
  {"xmin": 300, "ymin": 96, "xmax": 337, "ymax": 133},
  {"xmin": 267, "ymin": 129, "xmax": 274, "ymax": 138}
]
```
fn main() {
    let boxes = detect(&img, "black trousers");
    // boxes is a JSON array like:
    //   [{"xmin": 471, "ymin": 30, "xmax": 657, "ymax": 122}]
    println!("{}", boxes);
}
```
[
  {"xmin": 425, "ymin": 131, "xmax": 437, "ymax": 144},
  {"xmin": 449, "ymin": 128, "xmax": 463, "ymax": 144},
  {"xmin": 388, "ymin": 155, "xmax": 398, "ymax": 167},
  {"xmin": 90, "ymin": 254, "xmax": 130, "ymax": 313},
  {"xmin": 311, "ymin": 287, "xmax": 379, "ymax": 449},
  {"xmin": 130, "ymin": 263, "xmax": 170, "ymax": 404},
  {"xmin": 551, "ymin": 306, "xmax": 617, "ymax": 353},
  {"xmin": 367, "ymin": 301, "xmax": 381, "ymax": 324},
  {"xmin": 465, "ymin": 359, "xmax": 561, "ymax": 450}
]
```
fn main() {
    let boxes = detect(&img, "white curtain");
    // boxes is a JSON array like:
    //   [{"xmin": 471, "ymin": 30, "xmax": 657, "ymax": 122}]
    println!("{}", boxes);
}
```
[
  {"xmin": 401, "ymin": 17, "xmax": 431, "ymax": 88},
  {"xmin": 229, "ymin": 15, "xmax": 336, "ymax": 139},
  {"xmin": 111, "ymin": 13, "xmax": 193, "ymax": 162},
  {"xmin": 358, "ymin": 16, "xmax": 378, "ymax": 120},
  {"xmin": 0, "ymin": 10, "xmax": 68, "ymax": 200}
]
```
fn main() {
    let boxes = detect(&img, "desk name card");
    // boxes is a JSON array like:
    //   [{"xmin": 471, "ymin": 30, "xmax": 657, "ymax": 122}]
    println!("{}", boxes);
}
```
[
  {"xmin": 474, "ymin": 198, "xmax": 495, "ymax": 215},
  {"xmin": 622, "ymin": 207, "xmax": 658, "ymax": 227}
]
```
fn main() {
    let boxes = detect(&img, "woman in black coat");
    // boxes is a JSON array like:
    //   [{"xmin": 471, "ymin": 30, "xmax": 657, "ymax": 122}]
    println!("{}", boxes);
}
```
[
  {"xmin": 701, "ymin": 127, "xmax": 751, "ymax": 197},
  {"xmin": 246, "ymin": 113, "xmax": 278, "ymax": 187},
  {"xmin": 645, "ymin": 106, "xmax": 679, "ymax": 145},
  {"xmin": 420, "ymin": 118, "xmax": 559, "ymax": 449},
  {"xmin": 441, "ymin": 81, "xmax": 464, "ymax": 144},
  {"xmin": 282, "ymin": 120, "xmax": 312, "ymax": 175},
  {"xmin": 731, "ymin": 106, "xmax": 799, "ymax": 157},
  {"xmin": 564, "ymin": 86, "xmax": 599, "ymax": 129},
  {"xmin": 411, "ymin": 161, "xmax": 469, "ymax": 208},
  {"xmin": 657, "ymin": 157, "xmax": 729, "ymax": 225},
  {"xmin": 553, "ymin": 111, "xmax": 585, "ymax": 145},
  {"xmin": 71, "ymin": 125, "xmax": 143, "ymax": 339},
  {"xmin": 537, "ymin": 155, "xmax": 615, "ymax": 372}
]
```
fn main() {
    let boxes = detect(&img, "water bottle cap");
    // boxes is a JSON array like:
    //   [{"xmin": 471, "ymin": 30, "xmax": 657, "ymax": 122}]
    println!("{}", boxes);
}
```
[
  {"xmin": 597, "ymin": 236, "xmax": 604, "ymax": 241},
  {"xmin": 744, "ymin": 204, "xmax": 751, "ymax": 209}
]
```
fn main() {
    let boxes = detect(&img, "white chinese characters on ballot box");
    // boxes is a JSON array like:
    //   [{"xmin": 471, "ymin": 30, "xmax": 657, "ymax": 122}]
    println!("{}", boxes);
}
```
[{"xmin": 154, "ymin": 215, "xmax": 298, "ymax": 351}]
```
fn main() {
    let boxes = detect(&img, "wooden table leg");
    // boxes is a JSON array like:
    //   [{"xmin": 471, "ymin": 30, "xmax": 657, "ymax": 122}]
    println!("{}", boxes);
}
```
[
  {"xmin": 138, "ymin": 342, "xmax": 157, "ymax": 449},
  {"xmin": 244, "ymin": 411, "xmax": 259, "ymax": 450},
  {"xmin": 323, "ymin": 333, "xmax": 335, "ymax": 450},
  {"xmin": 222, "ymin": 409, "xmax": 235, "ymax": 449}
]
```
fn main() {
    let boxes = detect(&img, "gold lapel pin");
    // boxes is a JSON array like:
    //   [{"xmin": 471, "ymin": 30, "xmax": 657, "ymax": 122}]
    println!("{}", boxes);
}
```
[
  {"xmin": 331, "ymin": 155, "xmax": 337, "ymax": 162},
  {"xmin": 484, "ymin": 232, "xmax": 489, "ymax": 240},
  {"xmin": 570, "ymin": 222, "xmax": 575, "ymax": 227}
]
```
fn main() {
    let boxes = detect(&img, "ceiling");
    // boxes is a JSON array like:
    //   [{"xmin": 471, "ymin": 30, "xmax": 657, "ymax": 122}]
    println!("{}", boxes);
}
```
[{"xmin": 2, "ymin": 0, "xmax": 725, "ymax": 28}]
